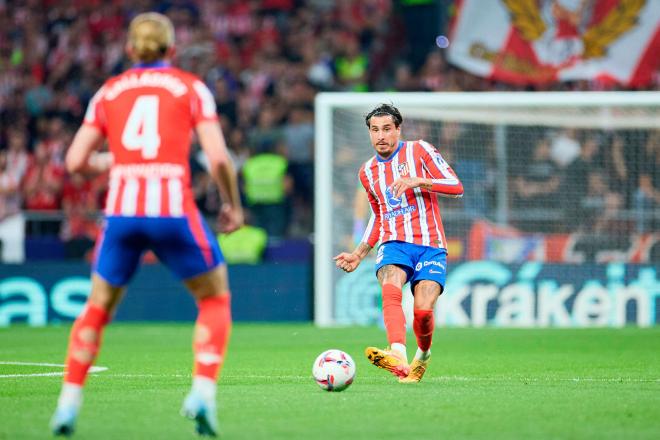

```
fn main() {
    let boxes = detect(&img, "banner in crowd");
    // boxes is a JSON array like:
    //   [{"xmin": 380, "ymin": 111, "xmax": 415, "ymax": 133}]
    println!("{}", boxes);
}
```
[
  {"xmin": 335, "ymin": 260, "xmax": 659, "ymax": 327},
  {"xmin": 467, "ymin": 220, "xmax": 660, "ymax": 263},
  {"xmin": 447, "ymin": 0, "xmax": 660, "ymax": 86}
]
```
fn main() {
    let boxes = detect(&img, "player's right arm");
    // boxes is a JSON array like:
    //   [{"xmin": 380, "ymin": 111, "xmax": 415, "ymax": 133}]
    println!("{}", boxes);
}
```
[
  {"xmin": 66, "ymin": 87, "xmax": 113, "ymax": 175},
  {"xmin": 196, "ymin": 120, "xmax": 243, "ymax": 233}
]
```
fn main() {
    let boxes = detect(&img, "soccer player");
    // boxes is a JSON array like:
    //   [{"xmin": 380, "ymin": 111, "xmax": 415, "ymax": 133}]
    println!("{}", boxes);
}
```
[
  {"xmin": 334, "ymin": 104, "xmax": 463, "ymax": 383},
  {"xmin": 50, "ymin": 13, "xmax": 242, "ymax": 437}
]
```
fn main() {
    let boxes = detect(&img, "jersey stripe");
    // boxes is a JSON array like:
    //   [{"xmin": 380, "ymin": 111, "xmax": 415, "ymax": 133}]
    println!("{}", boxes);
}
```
[
  {"xmin": 392, "ymin": 148, "xmax": 414, "ymax": 243},
  {"xmin": 145, "ymin": 178, "xmax": 161, "ymax": 217},
  {"xmin": 168, "ymin": 178, "xmax": 183, "ymax": 217},
  {"xmin": 105, "ymin": 176, "xmax": 120, "ymax": 216},
  {"xmin": 121, "ymin": 178, "xmax": 139, "ymax": 216},
  {"xmin": 407, "ymin": 141, "xmax": 431, "ymax": 246}
]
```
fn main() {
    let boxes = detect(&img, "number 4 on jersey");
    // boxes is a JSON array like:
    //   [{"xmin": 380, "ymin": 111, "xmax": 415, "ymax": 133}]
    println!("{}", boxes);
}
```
[{"xmin": 121, "ymin": 95, "xmax": 161, "ymax": 159}]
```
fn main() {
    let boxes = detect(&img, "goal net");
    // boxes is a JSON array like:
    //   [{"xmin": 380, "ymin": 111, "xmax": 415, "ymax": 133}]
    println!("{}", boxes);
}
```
[{"xmin": 314, "ymin": 92, "xmax": 660, "ymax": 328}]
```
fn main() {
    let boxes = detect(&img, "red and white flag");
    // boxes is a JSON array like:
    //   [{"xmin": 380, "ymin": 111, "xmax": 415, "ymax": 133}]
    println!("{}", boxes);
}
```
[{"xmin": 447, "ymin": 0, "xmax": 660, "ymax": 87}]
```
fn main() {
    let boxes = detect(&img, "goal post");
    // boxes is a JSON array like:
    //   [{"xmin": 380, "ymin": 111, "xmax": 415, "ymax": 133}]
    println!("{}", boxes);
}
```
[{"xmin": 314, "ymin": 92, "xmax": 660, "ymax": 328}]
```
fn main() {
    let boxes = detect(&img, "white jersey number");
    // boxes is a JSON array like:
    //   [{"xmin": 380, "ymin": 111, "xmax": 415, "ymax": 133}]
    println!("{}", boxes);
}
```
[{"xmin": 121, "ymin": 95, "xmax": 160, "ymax": 159}]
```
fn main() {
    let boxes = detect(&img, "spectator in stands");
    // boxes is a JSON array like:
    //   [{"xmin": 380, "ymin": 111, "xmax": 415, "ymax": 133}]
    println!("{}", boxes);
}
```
[
  {"xmin": 419, "ymin": 50, "xmax": 448, "ymax": 91},
  {"xmin": 5, "ymin": 128, "xmax": 30, "ymax": 184},
  {"xmin": 389, "ymin": 62, "xmax": 420, "ymax": 91},
  {"xmin": 247, "ymin": 104, "xmax": 283, "ymax": 154},
  {"xmin": 22, "ymin": 142, "xmax": 65, "ymax": 235},
  {"xmin": 550, "ymin": 128, "xmax": 581, "ymax": 169},
  {"xmin": 580, "ymin": 170, "xmax": 615, "ymax": 229},
  {"xmin": 606, "ymin": 134, "xmax": 634, "ymax": 207},
  {"xmin": 634, "ymin": 130, "xmax": 660, "ymax": 233},
  {"xmin": 453, "ymin": 123, "xmax": 493, "ymax": 217},
  {"xmin": 334, "ymin": 33, "xmax": 369, "ymax": 92},
  {"xmin": 60, "ymin": 173, "xmax": 100, "ymax": 259},
  {"xmin": 513, "ymin": 136, "xmax": 561, "ymax": 210},
  {"xmin": 283, "ymin": 105, "xmax": 314, "ymax": 234},
  {"xmin": 241, "ymin": 142, "xmax": 292, "ymax": 239},
  {"xmin": 563, "ymin": 132, "xmax": 602, "ymax": 218},
  {"xmin": 0, "ymin": 150, "xmax": 25, "ymax": 263},
  {"xmin": 218, "ymin": 224, "xmax": 268, "ymax": 265}
]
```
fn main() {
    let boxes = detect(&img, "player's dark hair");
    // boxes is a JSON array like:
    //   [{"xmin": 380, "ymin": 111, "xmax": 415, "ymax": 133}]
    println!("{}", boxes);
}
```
[{"xmin": 365, "ymin": 104, "xmax": 403, "ymax": 128}]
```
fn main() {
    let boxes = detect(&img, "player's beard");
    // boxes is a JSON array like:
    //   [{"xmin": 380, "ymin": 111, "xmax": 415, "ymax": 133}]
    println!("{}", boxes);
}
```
[{"xmin": 376, "ymin": 141, "xmax": 397, "ymax": 159}]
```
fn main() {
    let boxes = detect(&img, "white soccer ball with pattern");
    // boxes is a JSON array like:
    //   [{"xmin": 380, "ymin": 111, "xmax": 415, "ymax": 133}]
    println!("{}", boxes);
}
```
[{"xmin": 312, "ymin": 349, "xmax": 356, "ymax": 392}]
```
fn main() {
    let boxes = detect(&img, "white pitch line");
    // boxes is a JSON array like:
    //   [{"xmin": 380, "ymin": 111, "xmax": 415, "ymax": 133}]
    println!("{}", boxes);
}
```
[
  {"xmin": 1, "ymin": 364, "xmax": 657, "ymax": 383},
  {"xmin": 0, "ymin": 362, "xmax": 107, "ymax": 378}
]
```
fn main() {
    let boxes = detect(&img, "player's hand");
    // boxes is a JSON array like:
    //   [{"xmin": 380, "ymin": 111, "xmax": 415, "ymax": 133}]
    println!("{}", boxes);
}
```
[
  {"xmin": 333, "ymin": 252, "xmax": 361, "ymax": 273},
  {"xmin": 390, "ymin": 177, "xmax": 420, "ymax": 198},
  {"xmin": 218, "ymin": 204, "xmax": 244, "ymax": 234}
]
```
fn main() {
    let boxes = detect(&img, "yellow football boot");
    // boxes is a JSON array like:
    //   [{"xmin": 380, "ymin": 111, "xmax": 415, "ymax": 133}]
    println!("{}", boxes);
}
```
[
  {"xmin": 398, "ymin": 357, "xmax": 429, "ymax": 383},
  {"xmin": 365, "ymin": 346, "xmax": 410, "ymax": 378}
]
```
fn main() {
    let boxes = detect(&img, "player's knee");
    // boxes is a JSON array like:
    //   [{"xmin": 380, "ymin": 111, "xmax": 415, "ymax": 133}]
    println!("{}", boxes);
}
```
[
  {"xmin": 185, "ymin": 265, "xmax": 228, "ymax": 300},
  {"xmin": 377, "ymin": 265, "xmax": 406, "ymax": 286},
  {"xmin": 414, "ymin": 282, "xmax": 441, "ymax": 309}
]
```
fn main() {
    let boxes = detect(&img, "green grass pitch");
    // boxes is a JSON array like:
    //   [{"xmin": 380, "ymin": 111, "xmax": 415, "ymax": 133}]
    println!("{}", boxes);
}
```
[{"xmin": 1, "ymin": 324, "xmax": 659, "ymax": 439}]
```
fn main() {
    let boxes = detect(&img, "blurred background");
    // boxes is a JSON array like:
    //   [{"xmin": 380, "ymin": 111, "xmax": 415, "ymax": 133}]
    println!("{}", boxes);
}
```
[{"xmin": 0, "ymin": 0, "xmax": 658, "ymax": 327}]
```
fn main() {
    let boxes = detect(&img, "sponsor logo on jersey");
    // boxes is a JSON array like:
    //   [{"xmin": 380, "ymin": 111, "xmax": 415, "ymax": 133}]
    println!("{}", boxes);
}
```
[
  {"xmin": 415, "ymin": 260, "xmax": 446, "ymax": 273},
  {"xmin": 423, "ymin": 260, "xmax": 445, "ymax": 270},
  {"xmin": 383, "ymin": 205, "xmax": 416, "ymax": 220},
  {"xmin": 384, "ymin": 187, "xmax": 401, "ymax": 209}
]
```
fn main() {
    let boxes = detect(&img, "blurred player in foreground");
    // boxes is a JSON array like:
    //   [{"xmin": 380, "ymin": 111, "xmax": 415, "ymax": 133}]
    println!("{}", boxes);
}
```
[
  {"xmin": 50, "ymin": 12, "xmax": 242, "ymax": 437},
  {"xmin": 334, "ymin": 104, "xmax": 463, "ymax": 383}
]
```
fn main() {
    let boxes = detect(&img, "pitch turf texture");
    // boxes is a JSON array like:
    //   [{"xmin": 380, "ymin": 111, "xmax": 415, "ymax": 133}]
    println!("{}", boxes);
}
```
[{"xmin": 1, "ymin": 325, "xmax": 659, "ymax": 439}]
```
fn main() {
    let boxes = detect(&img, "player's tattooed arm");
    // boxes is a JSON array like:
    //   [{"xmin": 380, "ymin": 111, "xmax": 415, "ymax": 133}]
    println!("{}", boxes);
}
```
[{"xmin": 352, "ymin": 242, "xmax": 372, "ymax": 260}]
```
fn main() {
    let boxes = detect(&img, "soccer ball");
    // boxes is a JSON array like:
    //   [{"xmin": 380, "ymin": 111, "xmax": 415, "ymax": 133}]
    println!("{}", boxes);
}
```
[{"xmin": 312, "ymin": 349, "xmax": 356, "ymax": 392}]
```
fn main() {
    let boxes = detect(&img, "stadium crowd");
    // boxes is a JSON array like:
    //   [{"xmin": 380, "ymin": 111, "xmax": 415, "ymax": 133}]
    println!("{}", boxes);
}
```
[{"xmin": 0, "ymin": 0, "xmax": 658, "ymax": 262}]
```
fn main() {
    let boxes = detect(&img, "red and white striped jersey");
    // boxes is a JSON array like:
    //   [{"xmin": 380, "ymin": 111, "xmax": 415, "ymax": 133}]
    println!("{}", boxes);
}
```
[
  {"xmin": 359, "ymin": 140, "xmax": 463, "ymax": 249},
  {"xmin": 83, "ymin": 65, "xmax": 218, "ymax": 217}
]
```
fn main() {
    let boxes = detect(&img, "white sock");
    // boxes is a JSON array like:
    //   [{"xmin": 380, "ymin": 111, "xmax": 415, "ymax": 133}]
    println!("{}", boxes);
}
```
[
  {"xmin": 415, "ymin": 348, "xmax": 431, "ymax": 361},
  {"xmin": 390, "ymin": 343, "xmax": 408, "ymax": 362},
  {"xmin": 192, "ymin": 376, "xmax": 217, "ymax": 402},
  {"xmin": 57, "ymin": 382, "xmax": 83, "ymax": 409}
]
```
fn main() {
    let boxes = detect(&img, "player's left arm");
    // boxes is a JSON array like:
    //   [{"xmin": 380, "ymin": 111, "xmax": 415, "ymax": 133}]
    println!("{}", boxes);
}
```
[
  {"xmin": 391, "ymin": 141, "xmax": 463, "ymax": 198},
  {"xmin": 65, "ymin": 125, "xmax": 113, "ymax": 175}
]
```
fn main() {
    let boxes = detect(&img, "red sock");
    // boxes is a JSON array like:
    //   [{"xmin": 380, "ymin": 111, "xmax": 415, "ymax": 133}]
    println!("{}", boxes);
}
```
[
  {"xmin": 194, "ymin": 294, "xmax": 232, "ymax": 380},
  {"xmin": 382, "ymin": 284, "xmax": 406, "ymax": 346},
  {"xmin": 413, "ymin": 309, "xmax": 434, "ymax": 351},
  {"xmin": 64, "ymin": 303, "xmax": 110, "ymax": 385}
]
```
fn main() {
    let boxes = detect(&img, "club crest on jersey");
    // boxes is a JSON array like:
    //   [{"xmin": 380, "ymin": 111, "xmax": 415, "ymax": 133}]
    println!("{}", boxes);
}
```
[
  {"xmin": 385, "ymin": 187, "xmax": 401, "ymax": 209},
  {"xmin": 397, "ymin": 163, "xmax": 409, "ymax": 177}
]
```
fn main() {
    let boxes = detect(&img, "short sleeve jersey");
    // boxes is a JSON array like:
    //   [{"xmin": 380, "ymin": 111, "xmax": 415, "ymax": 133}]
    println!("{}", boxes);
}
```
[{"xmin": 84, "ymin": 65, "xmax": 218, "ymax": 217}]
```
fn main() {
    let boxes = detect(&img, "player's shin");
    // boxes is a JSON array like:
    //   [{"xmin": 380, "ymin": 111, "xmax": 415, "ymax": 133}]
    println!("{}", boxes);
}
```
[
  {"xmin": 193, "ymin": 293, "xmax": 232, "ymax": 385},
  {"xmin": 413, "ymin": 309, "xmax": 434, "ymax": 359},
  {"xmin": 382, "ymin": 283, "xmax": 407, "ymax": 359},
  {"xmin": 64, "ymin": 303, "xmax": 110, "ymax": 387}
]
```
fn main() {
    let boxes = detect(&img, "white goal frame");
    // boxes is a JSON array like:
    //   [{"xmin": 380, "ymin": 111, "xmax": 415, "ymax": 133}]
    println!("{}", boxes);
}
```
[{"xmin": 314, "ymin": 91, "xmax": 660, "ymax": 327}]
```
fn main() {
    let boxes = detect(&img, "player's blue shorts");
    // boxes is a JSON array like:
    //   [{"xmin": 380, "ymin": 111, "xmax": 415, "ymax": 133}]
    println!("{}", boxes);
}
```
[
  {"xmin": 93, "ymin": 213, "xmax": 224, "ymax": 287},
  {"xmin": 374, "ymin": 240, "xmax": 447, "ymax": 292}
]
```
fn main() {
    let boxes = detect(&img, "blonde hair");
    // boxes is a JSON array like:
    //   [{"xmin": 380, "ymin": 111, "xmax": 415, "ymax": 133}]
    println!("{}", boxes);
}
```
[{"xmin": 128, "ymin": 12, "xmax": 175, "ymax": 63}]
